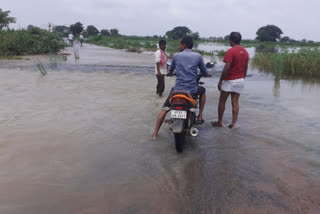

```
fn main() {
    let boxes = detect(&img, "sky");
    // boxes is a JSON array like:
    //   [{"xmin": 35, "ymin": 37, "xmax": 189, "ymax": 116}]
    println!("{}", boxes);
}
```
[{"xmin": 1, "ymin": 0, "xmax": 319, "ymax": 41}]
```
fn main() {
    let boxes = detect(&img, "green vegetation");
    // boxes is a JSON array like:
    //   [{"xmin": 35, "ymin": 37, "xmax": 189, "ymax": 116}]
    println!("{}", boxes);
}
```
[
  {"xmin": 256, "ymin": 25, "xmax": 283, "ymax": 42},
  {"xmin": 216, "ymin": 50, "xmax": 227, "ymax": 57},
  {"xmin": 0, "ymin": 9, "xmax": 16, "ymax": 30},
  {"xmin": 100, "ymin": 29, "xmax": 110, "ymax": 36},
  {"xmin": 86, "ymin": 35, "xmax": 172, "ymax": 54},
  {"xmin": 0, "ymin": 9, "xmax": 66, "ymax": 57},
  {"xmin": 86, "ymin": 35, "xmax": 224, "ymax": 56},
  {"xmin": 199, "ymin": 38, "xmax": 320, "ymax": 48},
  {"xmin": 252, "ymin": 48, "xmax": 320, "ymax": 78},
  {"xmin": 69, "ymin": 22, "xmax": 84, "ymax": 35},
  {"xmin": 166, "ymin": 26, "xmax": 200, "ymax": 40},
  {"xmin": 0, "ymin": 56, "xmax": 23, "ymax": 60},
  {"xmin": 109, "ymin": 29, "xmax": 120, "ymax": 37},
  {"xmin": 86, "ymin": 25, "xmax": 99, "ymax": 36},
  {"xmin": 0, "ymin": 28, "xmax": 66, "ymax": 57}
]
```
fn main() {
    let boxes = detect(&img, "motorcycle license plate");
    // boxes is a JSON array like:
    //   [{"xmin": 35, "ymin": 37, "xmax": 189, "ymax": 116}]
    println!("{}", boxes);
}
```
[{"xmin": 171, "ymin": 110, "xmax": 187, "ymax": 119}]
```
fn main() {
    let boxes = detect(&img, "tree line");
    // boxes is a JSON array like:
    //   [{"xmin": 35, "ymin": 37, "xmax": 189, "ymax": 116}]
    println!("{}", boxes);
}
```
[
  {"xmin": 0, "ymin": 8, "xmax": 316, "ymax": 43},
  {"xmin": 53, "ymin": 22, "xmax": 120, "ymax": 37}
]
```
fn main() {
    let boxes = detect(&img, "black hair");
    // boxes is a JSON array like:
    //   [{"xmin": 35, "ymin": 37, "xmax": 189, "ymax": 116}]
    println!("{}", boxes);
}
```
[
  {"xmin": 229, "ymin": 32, "xmax": 242, "ymax": 44},
  {"xmin": 180, "ymin": 36, "xmax": 193, "ymax": 49},
  {"xmin": 159, "ymin": 40, "xmax": 166, "ymax": 46}
]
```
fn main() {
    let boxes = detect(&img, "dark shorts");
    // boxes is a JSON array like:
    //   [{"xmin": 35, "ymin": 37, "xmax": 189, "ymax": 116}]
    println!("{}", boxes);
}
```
[{"xmin": 162, "ymin": 86, "xmax": 206, "ymax": 109}]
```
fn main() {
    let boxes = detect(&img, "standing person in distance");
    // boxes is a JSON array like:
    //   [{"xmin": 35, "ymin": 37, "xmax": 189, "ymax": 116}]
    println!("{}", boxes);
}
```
[
  {"xmin": 79, "ymin": 34, "xmax": 84, "ymax": 47},
  {"xmin": 68, "ymin": 33, "xmax": 74, "ymax": 46},
  {"xmin": 154, "ymin": 40, "xmax": 168, "ymax": 97},
  {"xmin": 212, "ymin": 32, "xmax": 249, "ymax": 128}
]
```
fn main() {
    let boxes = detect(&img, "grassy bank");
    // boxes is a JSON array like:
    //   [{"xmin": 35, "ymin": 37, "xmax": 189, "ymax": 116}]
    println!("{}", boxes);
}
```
[
  {"xmin": 252, "ymin": 48, "xmax": 320, "ymax": 78},
  {"xmin": 0, "ymin": 56, "xmax": 24, "ymax": 60},
  {"xmin": 86, "ymin": 35, "xmax": 179, "ymax": 56},
  {"xmin": 86, "ymin": 36, "xmax": 218, "ymax": 57},
  {"xmin": 200, "ymin": 39, "xmax": 320, "ymax": 48},
  {"xmin": 0, "ymin": 28, "xmax": 66, "ymax": 57}
]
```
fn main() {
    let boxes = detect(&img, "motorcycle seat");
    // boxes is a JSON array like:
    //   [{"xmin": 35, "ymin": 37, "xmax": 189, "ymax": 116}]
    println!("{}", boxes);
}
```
[{"xmin": 169, "ymin": 91, "xmax": 196, "ymax": 107}]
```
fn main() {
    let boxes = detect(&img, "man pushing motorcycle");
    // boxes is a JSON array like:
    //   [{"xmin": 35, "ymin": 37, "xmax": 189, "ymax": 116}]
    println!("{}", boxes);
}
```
[{"xmin": 152, "ymin": 36, "xmax": 209, "ymax": 139}]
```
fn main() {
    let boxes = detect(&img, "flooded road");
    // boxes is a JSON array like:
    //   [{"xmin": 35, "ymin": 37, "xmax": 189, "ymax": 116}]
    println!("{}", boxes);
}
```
[{"xmin": 0, "ymin": 43, "xmax": 319, "ymax": 214}]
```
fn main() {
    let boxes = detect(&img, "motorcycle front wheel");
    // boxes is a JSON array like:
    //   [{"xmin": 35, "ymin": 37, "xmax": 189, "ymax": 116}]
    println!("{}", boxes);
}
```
[{"xmin": 174, "ymin": 133, "xmax": 185, "ymax": 153}]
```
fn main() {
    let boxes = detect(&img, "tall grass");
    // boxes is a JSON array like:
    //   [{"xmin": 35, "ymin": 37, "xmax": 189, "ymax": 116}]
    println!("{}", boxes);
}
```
[
  {"xmin": 0, "ymin": 28, "xmax": 66, "ymax": 57},
  {"xmin": 252, "ymin": 48, "xmax": 320, "ymax": 78}
]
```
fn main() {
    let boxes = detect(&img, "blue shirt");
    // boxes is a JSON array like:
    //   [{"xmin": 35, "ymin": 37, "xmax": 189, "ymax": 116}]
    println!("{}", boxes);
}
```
[{"xmin": 168, "ymin": 49, "xmax": 208, "ymax": 94}]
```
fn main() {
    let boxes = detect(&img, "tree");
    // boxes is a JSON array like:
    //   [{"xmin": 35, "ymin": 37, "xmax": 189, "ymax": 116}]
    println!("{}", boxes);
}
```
[
  {"xmin": 191, "ymin": 32, "xmax": 200, "ymax": 40},
  {"xmin": 166, "ymin": 26, "xmax": 191, "ymax": 40},
  {"xmin": 69, "ymin": 22, "xmax": 84, "ymax": 35},
  {"xmin": 53, "ymin": 25, "xmax": 69, "ymax": 33},
  {"xmin": 86, "ymin": 25, "xmax": 99, "ymax": 36},
  {"xmin": 224, "ymin": 35, "xmax": 230, "ymax": 41},
  {"xmin": 110, "ymin": 28, "xmax": 120, "ymax": 36},
  {"xmin": 100, "ymin": 29, "xmax": 110, "ymax": 36},
  {"xmin": 27, "ymin": 25, "xmax": 34, "ymax": 30},
  {"xmin": 0, "ymin": 9, "xmax": 16, "ymax": 30},
  {"xmin": 280, "ymin": 36, "xmax": 290, "ymax": 43},
  {"xmin": 256, "ymin": 25, "xmax": 283, "ymax": 42}
]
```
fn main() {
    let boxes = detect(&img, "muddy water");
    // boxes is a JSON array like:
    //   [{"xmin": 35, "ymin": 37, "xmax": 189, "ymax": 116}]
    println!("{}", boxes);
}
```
[{"xmin": 0, "ymin": 43, "xmax": 319, "ymax": 214}]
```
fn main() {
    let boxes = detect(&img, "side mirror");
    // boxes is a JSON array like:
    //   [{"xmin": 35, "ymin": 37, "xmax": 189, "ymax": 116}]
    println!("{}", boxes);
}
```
[{"xmin": 205, "ymin": 62, "xmax": 215, "ymax": 68}]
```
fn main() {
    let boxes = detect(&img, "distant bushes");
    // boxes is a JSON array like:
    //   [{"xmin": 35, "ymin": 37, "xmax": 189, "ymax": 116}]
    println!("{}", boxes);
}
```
[
  {"xmin": 0, "ymin": 28, "xmax": 66, "ymax": 56},
  {"xmin": 86, "ymin": 35, "xmax": 157, "ymax": 53}
]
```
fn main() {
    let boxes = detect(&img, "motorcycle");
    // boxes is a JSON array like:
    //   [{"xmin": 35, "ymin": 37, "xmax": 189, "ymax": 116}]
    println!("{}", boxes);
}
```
[{"xmin": 164, "ymin": 73, "xmax": 209, "ymax": 153}]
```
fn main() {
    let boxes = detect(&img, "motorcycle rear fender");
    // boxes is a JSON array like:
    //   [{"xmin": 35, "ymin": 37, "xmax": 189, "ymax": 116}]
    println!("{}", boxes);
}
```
[{"xmin": 172, "ymin": 119, "xmax": 185, "ymax": 133}]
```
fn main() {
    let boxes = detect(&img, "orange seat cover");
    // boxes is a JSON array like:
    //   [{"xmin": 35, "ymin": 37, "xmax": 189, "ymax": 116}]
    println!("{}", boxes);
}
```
[{"xmin": 170, "ymin": 94, "xmax": 196, "ymax": 107}]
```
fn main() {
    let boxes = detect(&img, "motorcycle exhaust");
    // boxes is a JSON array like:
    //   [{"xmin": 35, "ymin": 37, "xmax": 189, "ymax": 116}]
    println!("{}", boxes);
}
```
[{"xmin": 190, "ymin": 127, "xmax": 199, "ymax": 137}]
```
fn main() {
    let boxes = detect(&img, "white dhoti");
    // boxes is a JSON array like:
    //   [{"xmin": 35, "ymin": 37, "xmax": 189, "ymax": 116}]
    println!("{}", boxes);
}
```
[{"xmin": 221, "ymin": 78, "xmax": 245, "ymax": 94}]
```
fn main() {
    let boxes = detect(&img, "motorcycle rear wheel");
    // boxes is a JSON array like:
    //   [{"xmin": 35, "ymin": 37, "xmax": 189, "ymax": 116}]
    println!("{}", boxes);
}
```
[{"xmin": 174, "ymin": 133, "xmax": 185, "ymax": 153}]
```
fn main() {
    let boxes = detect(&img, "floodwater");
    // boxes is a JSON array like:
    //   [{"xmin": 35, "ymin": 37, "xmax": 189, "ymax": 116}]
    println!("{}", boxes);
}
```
[{"xmin": 0, "ymin": 43, "xmax": 319, "ymax": 214}]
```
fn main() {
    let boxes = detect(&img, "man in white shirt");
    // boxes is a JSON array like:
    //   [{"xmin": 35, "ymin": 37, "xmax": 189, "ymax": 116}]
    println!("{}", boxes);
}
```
[
  {"xmin": 154, "ymin": 40, "xmax": 168, "ymax": 97},
  {"xmin": 79, "ymin": 34, "xmax": 84, "ymax": 46},
  {"xmin": 68, "ymin": 33, "xmax": 74, "ymax": 46}
]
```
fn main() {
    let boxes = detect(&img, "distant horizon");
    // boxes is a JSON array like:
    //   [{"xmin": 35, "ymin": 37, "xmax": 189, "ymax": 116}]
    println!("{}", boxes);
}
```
[{"xmin": 10, "ymin": 23, "xmax": 319, "ymax": 42}]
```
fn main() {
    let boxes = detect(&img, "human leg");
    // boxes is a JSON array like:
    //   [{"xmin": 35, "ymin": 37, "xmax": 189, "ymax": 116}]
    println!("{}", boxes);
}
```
[
  {"xmin": 156, "ymin": 75, "xmax": 160, "ymax": 94},
  {"xmin": 212, "ymin": 91, "xmax": 230, "ymax": 127},
  {"xmin": 197, "ymin": 86, "xmax": 206, "ymax": 121},
  {"xmin": 229, "ymin": 92, "xmax": 240, "ymax": 128},
  {"xmin": 152, "ymin": 89, "xmax": 173, "ymax": 139},
  {"xmin": 159, "ymin": 74, "xmax": 165, "ymax": 96},
  {"xmin": 152, "ymin": 109, "xmax": 169, "ymax": 139}
]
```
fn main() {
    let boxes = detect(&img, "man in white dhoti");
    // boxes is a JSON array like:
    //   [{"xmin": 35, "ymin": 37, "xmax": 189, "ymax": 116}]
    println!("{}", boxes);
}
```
[{"xmin": 212, "ymin": 32, "xmax": 249, "ymax": 128}]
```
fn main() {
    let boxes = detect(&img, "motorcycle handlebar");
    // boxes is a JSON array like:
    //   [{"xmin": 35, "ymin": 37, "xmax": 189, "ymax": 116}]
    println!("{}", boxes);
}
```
[{"xmin": 167, "ymin": 73, "xmax": 211, "ymax": 78}]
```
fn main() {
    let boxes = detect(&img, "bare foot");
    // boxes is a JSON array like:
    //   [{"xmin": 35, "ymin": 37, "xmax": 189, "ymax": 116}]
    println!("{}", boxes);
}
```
[
  {"xmin": 211, "ymin": 121, "xmax": 222, "ymax": 127},
  {"xmin": 152, "ymin": 132, "xmax": 159, "ymax": 140},
  {"xmin": 196, "ymin": 119, "xmax": 204, "ymax": 124},
  {"xmin": 228, "ymin": 123, "xmax": 236, "ymax": 129}
]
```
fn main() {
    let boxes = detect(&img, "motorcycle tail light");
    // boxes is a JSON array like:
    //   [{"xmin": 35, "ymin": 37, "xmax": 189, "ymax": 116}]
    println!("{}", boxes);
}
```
[
  {"xmin": 171, "ymin": 98, "xmax": 187, "ymax": 104},
  {"xmin": 176, "ymin": 106, "xmax": 183, "ymax": 110}
]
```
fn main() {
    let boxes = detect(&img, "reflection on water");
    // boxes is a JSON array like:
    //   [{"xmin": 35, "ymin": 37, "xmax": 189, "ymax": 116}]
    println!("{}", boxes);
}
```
[
  {"xmin": 273, "ymin": 79, "xmax": 281, "ymax": 98},
  {"xmin": 0, "ymin": 44, "xmax": 319, "ymax": 214},
  {"xmin": 255, "ymin": 44, "xmax": 280, "ymax": 54}
]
